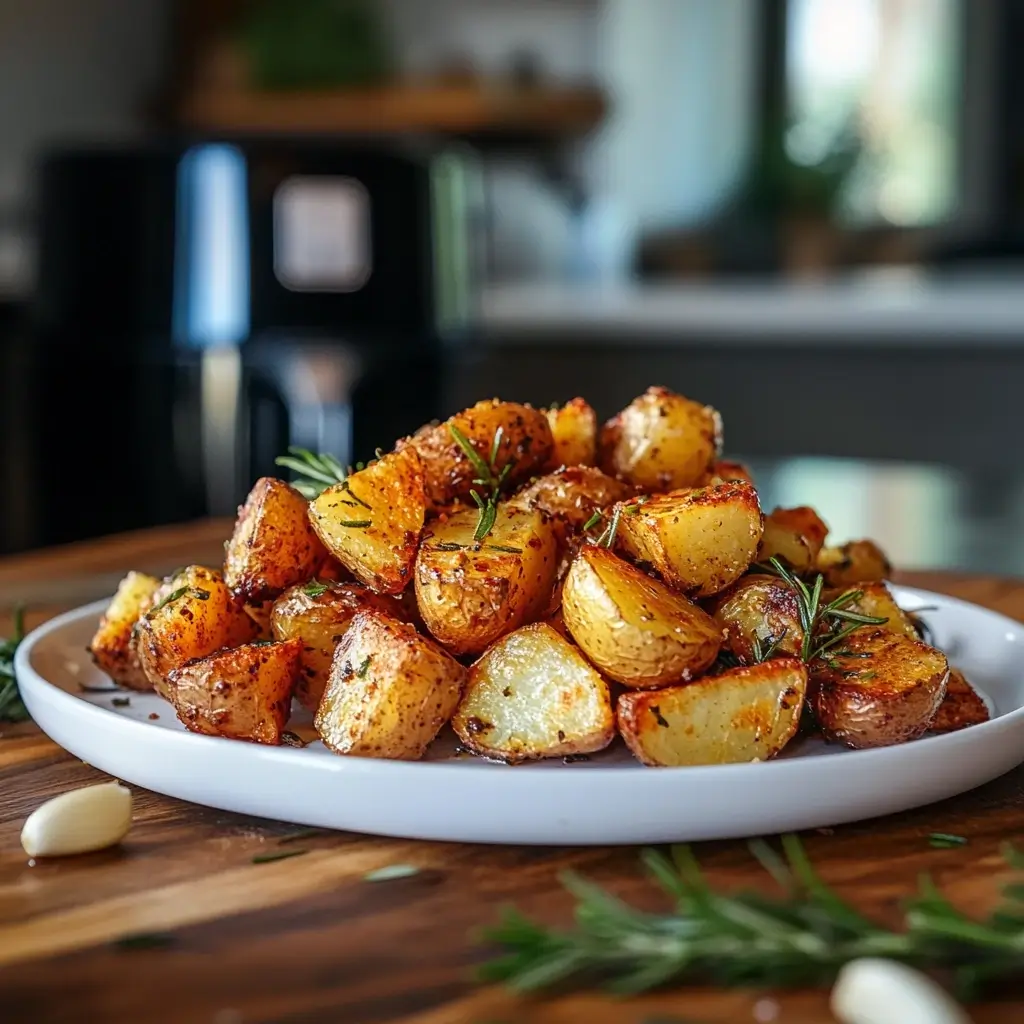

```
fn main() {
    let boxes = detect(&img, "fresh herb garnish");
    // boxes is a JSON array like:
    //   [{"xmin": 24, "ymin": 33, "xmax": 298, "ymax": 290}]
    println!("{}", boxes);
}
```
[
  {"xmin": 275, "ymin": 447, "xmax": 347, "ymax": 499},
  {"xmin": 112, "ymin": 932, "xmax": 175, "ymax": 951},
  {"xmin": 341, "ymin": 480, "xmax": 372, "ymax": 510},
  {"xmin": 480, "ymin": 834, "xmax": 1024, "ymax": 999},
  {"xmin": 363, "ymin": 864, "xmax": 421, "ymax": 882},
  {"xmin": 252, "ymin": 849, "xmax": 310, "ymax": 864},
  {"xmin": 111, "ymin": 697, "xmax": 131, "ymax": 708},
  {"xmin": 595, "ymin": 506, "xmax": 625, "ymax": 549},
  {"xmin": 356, "ymin": 655, "xmax": 372, "ymax": 678},
  {"xmin": 435, "ymin": 541, "xmax": 467, "ymax": 552},
  {"xmin": 280, "ymin": 731, "xmax": 307, "ymax": 747},
  {"xmin": 487, "ymin": 544, "xmax": 523, "ymax": 554},
  {"xmin": 303, "ymin": 580, "xmax": 330, "ymax": 598},
  {"xmin": 278, "ymin": 828, "xmax": 331, "ymax": 844},
  {"xmin": 582, "ymin": 510, "xmax": 603, "ymax": 532},
  {"xmin": 929, "ymin": 832, "xmax": 968, "ymax": 849},
  {"xmin": 751, "ymin": 630, "xmax": 788, "ymax": 664},
  {"xmin": 0, "ymin": 605, "xmax": 28, "ymax": 723},
  {"xmin": 148, "ymin": 586, "xmax": 209, "ymax": 616},
  {"xmin": 337, "ymin": 520, "xmax": 372, "ymax": 530},
  {"xmin": 448, "ymin": 424, "xmax": 514, "ymax": 542}
]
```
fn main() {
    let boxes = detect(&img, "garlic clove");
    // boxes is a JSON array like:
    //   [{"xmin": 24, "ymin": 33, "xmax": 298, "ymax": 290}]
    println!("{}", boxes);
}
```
[
  {"xmin": 831, "ymin": 958, "xmax": 972, "ymax": 1024},
  {"xmin": 21, "ymin": 781, "xmax": 132, "ymax": 858}
]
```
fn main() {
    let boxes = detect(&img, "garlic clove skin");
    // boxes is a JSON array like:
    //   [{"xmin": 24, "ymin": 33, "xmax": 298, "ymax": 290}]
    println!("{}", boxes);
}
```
[
  {"xmin": 831, "ymin": 958, "xmax": 972, "ymax": 1024},
  {"xmin": 21, "ymin": 782, "xmax": 132, "ymax": 858}
]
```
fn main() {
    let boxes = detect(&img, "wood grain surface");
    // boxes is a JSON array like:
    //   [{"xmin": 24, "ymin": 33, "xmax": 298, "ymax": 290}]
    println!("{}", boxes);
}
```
[{"xmin": 1, "ymin": 522, "xmax": 1023, "ymax": 1023}]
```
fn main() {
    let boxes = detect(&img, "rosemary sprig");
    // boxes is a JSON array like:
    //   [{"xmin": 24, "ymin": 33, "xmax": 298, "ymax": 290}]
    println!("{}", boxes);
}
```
[
  {"xmin": 480, "ymin": 835, "xmax": 1024, "ymax": 999},
  {"xmin": 448, "ymin": 424, "xmax": 515, "ymax": 542},
  {"xmin": 0, "ymin": 605, "xmax": 28, "ymax": 723},
  {"xmin": 275, "ymin": 447, "xmax": 348, "ymax": 499}
]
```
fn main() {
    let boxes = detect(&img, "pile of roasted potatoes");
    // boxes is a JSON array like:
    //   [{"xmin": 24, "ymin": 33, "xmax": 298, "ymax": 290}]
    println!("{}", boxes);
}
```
[{"xmin": 89, "ymin": 387, "xmax": 989, "ymax": 767}]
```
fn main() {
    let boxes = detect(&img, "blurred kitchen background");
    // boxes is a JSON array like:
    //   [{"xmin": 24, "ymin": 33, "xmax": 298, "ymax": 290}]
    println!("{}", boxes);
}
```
[{"xmin": 1, "ymin": 0, "xmax": 1023, "ymax": 575}]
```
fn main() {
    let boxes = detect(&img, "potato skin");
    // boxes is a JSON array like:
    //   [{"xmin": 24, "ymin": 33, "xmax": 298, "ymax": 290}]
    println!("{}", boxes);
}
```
[
  {"xmin": 168, "ymin": 639, "xmax": 302, "ymax": 745},
  {"xmin": 514, "ymin": 466, "xmax": 631, "ymax": 532},
  {"xmin": 315, "ymin": 610, "xmax": 466, "ymax": 760},
  {"xmin": 929, "ymin": 668, "xmax": 989, "ymax": 733},
  {"xmin": 757, "ymin": 506, "xmax": 829, "ymax": 573},
  {"xmin": 615, "ymin": 483, "xmax": 763, "ymax": 598},
  {"xmin": 133, "ymin": 566, "xmax": 260, "ymax": 700},
  {"xmin": 618, "ymin": 658, "xmax": 807, "ymax": 766},
  {"xmin": 711, "ymin": 574, "xmax": 804, "ymax": 663},
  {"xmin": 818, "ymin": 540, "xmax": 891, "ymax": 587},
  {"xmin": 562, "ymin": 546, "xmax": 722, "ymax": 688},
  {"xmin": 271, "ymin": 581, "xmax": 411, "ymax": 712},
  {"xmin": 453, "ymin": 623, "xmax": 615, "ymax": 763},
  {"xmin": 224, "ymin": 477, "xmax": 327, "ymax": 603},
  {"xmin": 309, "ymin": 447, "xmax": 426, "ymax": 595},
  {"xmin": 545, "ymin": 397, "xmax": 598, "ymax": 468},
  {"xmin": 90, "ymin": 571, "xmax": 161, "ymax": 690},
  {"xmin": 397, "ymin": 399, "xmax": 553, "ymax": 508},
  {"xmin": 811, "ymin": 627, "xmax": 948, "ymax": 749},
  {"xmin": 415, "ymin": 504, "xmax": 558, "ymax": 657},
  {"xmin": 599, "ymin": 386, "xmax": 721, "ymax": 491}
]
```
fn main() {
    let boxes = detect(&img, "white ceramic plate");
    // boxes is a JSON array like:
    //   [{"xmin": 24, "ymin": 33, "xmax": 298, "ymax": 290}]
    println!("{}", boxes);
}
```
[{"xmin": 16, "ymin": 587, "xmax": 1024, "ymax": 846}]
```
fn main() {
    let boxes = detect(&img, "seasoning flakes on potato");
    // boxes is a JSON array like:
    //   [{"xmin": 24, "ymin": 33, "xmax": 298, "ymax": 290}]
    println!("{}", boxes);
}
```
[
  {"xmin": 514, "ymin": 465, "xmax": 631, "ymax": 531},
  {"xmin": 90, "ymin": 571, "xmax": 161, "ymax": 690},
  {"xmin": 617, "ymin": 658, "xmax": 808, "ymax": 766},
  {"xmin": 562, "ymin": 545, "xmax": 722, "ymax": 688}
]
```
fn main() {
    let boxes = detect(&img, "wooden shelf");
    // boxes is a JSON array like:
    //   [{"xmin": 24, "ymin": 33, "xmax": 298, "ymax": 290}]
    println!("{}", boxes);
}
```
[{"xmin": 177, "ymin": 83, "xmax": 607, "ymax": 141}]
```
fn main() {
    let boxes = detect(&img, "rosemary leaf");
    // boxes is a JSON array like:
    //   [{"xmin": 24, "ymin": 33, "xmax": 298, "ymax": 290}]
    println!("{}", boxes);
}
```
[
  {"xmin": 474, "ymin": 502, "xmax": 498, "ymax": 543},
  {"xmin": 303, "ymin": 580, "xmax": 330, "ymax": 598},
  {"xmin": 252, "ymin": 849, "xmax": 309, "ymax": 865}
]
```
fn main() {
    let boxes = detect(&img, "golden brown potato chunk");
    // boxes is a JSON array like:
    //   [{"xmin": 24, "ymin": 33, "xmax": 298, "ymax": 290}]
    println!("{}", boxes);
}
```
[
  {"xmin": 224, "ymin": 477, "xmax": 327, "ymax": 603},
  {"xmin": 929, "ymin": 668, "xmax": 990, "ymax": 733},
  {"xmin": 818, "ymin": 540, "xmax": 892, "ymax": 587},
  {"xmin": 757, "ymin": 506, "xmax": 829, "ymax": 573},
  {"xmin": 453, "ymin": 623, "xmax": 615, "ymax": 763},
  {"xmin": 562, "ymin": 546, "xmax": 722, "ymax": 688},
  {"xmin": 315, "ymin": 610, "xmax": 466, "ymax": 760},
  {"xmin": 618, "ymin": 658, "xmax": 807, "ymax": 766},
  {"xmin": 513, "ymin": 466, "xmax": 631, "ymax": 532},
  {"xmin": 544, "ymin": 397, "xmax": 598, "ymax": 468},
  {"xmin": 271, "ymin": 581, "xmax": 411, "ymax": 712},
  {"xmin": 598, "ymin": 386, "xmax": 721, "ymax": 491},
  {"xmin": 811, "ymin": 627, "xmax": 948, "ymax": 749},
  {"xmin": 397, "ymin": 399, "xmax": 553, "ymax": 509},
  {"xmin": 837, "ymin": 582, "xmax": 919, "ymax": 639},
  {"xmin": 309, "ymin": 447, "xmax": 426, "ymax": 595},
  {"xmin": 711, "ymin": 574, "xmax": 804, "ymax": 663},
  {"xmin": 614, "ymin": 483, "xmax": 763, "ymax": 598},
  {"xmin": 90, "ymin": 571, "xmax": 162, "ymax": 690},
  {"xmin": 133, "ymin": 566, "xmax": 260, "ymax": 700},
  {"xmin": 415, "ymin": 503, "xmax": 558, "ymax": 657},
  {"xmin": 168, "ymin": 639, "xmax": 302, "ymax": 745}
]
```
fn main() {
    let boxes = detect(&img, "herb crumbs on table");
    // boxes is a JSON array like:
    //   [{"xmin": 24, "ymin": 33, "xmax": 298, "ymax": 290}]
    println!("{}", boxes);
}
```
[
  {"xmin": 929, "ymin": 832, "xmax": 968, "ymax": 848},
  {"xmin": 278, "ymin": 828, "xmax": 331, "ymax": 844},
  {"xmin": 111, "ymin": 697, "xmax": 131, "ymax": 707},
  {"xmin": 363, "ymin": 864, "xmax": 420, "ymax": 882},
  {"xmin": 252, "ymin": 849, "xmax": 309, "ymax": 864},
  {"xmin": 112, "ymin": 932, "xmax": 175, "ymax": 951}
]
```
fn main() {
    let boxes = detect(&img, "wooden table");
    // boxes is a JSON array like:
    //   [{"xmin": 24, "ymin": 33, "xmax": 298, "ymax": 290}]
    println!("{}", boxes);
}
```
[{"xmin": 1, "ymin": 521, "xmax": 1023, "ymax": 1023}]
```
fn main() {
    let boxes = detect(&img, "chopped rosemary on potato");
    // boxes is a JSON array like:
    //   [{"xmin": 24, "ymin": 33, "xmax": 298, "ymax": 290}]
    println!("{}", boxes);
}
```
[
  {"xmin": 303, "ymin": 580, "xmax": 330, "ymax": 598},
  {"xmin": 336, "ymin": 520, "xmax": 372, "ymax": 530},
  {"xmin": 0, "ymin": 605, "xmax": 28, "ymax": 723},
  {"xmin": 448, "ymin": 424, "xmax": 515, "ymax": 542},
  {"xmin": 275, "ymin": 447, "xmax": 348, "ymax": 499}
]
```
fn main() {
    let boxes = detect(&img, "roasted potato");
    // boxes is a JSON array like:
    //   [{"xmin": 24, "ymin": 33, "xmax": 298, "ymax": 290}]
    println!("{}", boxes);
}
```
[
  {"xmin": 315, "ymin": 609, "xmax": 466, "ymax": 760},
  {"xmin": 614, "ymin": 483, "xmax": 763, "ymax": 598},
  {"xmin": 167, "ymin": 639, "xmax": 302, "ymax": 745},
  {"xmin": 838, "ymin": 582, "xmax": 918, "ymax": 639},
  {"xmin": 708, "ymin": 460, "xmax": 754, "ymax": 485},
  {"xmin": 811, "ymin": 627, "xmax": 948, "ymax": 749},
  {"xmin": 757, "ymin": 506, "xmax": 829, "ymax": 573},
  {"xmin": 224, "ymin": 477, "xmax": 327, "ymax": 602},
  {"xmin": 397, "ymin": 399, "xmax": 553, "ymax": 508},
  {"xmin": 132, "ymin": 566, "xmax": 260, "ymax": 700},
  {"xmin": 415, "ymin": 503, "xmax": 558, "ymax": 657},
  {"xmin": 544, "ymin": 397, "xmax": 598, "ymax": 468},
  {"xmin": 309, "ymin": 447, "xmax": 427, "ymax": 595},
  {"xmin": 598, "ymin": 386, "xmax": 721, "ymax": 491},
  {"xmin": 271, "ymin": 581, "xmax": 411, "ymax": 712},
  {"xmin": 243, "ymin": 600, "xmax": 274, "ymax": 639},
  {"xmin": 711, "ymin": 573, "xmax": 804, "ymax": 663},
  {"xmin": 818, "ymin": 540, "xmax": 892, "ymax": 587},
  {"xmin": 453, "ymin": 623, "xmax": 615, "ymax": 763},
  {"xmin": 90, "ymin": 571, "xmax": 162, "ymax": 689},
  {"xmin": 929, "ymin": 668, "xmax": 990, "ymax": 733},
  {"xmin": 618, "ymin": 658, "xmax": 807, "ymax": 766},
  {"xmin": 562, "ymin": 546, "xmax": 722, "ymax": 688},
  {"xmin": 513, "ymin": 466, "xmax": 630, "ymax": 532}
]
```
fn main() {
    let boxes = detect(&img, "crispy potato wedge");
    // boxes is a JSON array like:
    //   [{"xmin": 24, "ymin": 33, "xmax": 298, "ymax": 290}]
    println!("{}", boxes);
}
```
[
  {"xmin": 397, "ymin": 399, "xmax": 553, "ymax": 508},
  {"xmin": 309, "ymin": 447, "xmax": 426, "ymax": 595},
  {"xmin": 513, "ymin": 466, "xmax": 631, "ymax": 532},
  {"xmin": 271, "ymin": 581, "xmax": 411, "ymax": 712},
  {"xmin": 544, "ymin": 397, "xmax": 598, "ymax": 468},
  {"xmin": 811, "ymin": 627, "xmax": 948, "ymax": 749},
  {"xmin": 757, "ymin": 506, "xmax": 829, "ymax": 573},
  {"xmin": 837, "ymin": 582, "xmax": 919, "ymax": 639},
  {"xmin": 132, "ymin": 566, "xmax": 259, "ymax": 700},
  {"xmin": 453, "ymin": 623, "xmax": 615, "ymax": 763},
  {"xmin": 562, "ymin": 546, "xmax": 722, "ymax": 688},
  {"xmin": 90, "ymin": 571, "xmax": 162, "ymax": 690},
  {"xmin": 598, "ymin": 386, "xmax": 721, "ymax": 491},
  {"xmin": 929, "ymin": 668, "xmax": 990, "ymax": 733},
  {"xmin": 168, "ymin": 639, "xmax": 302, "ymax": 745},
  {"xmin": 818, "ymin": 540, "xmax": 892, "ymax": 587},
  {"xmin": 618, "ymin": 658, "xmax": 807, "ymax": 766},
  {"xmin": 711, "ymin": 574, "xmax": 804, "ymax": 663},
  {"xmin": 315, "ymin": 610, "xmax": 466, "ymax": 760},
  {"xmin": 224, "ymin": 477, "xmax": 327, "ymax": 603},
  {"xmin": 614, "ymin": 483, "xmax": 763, "ymax": 597}
]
